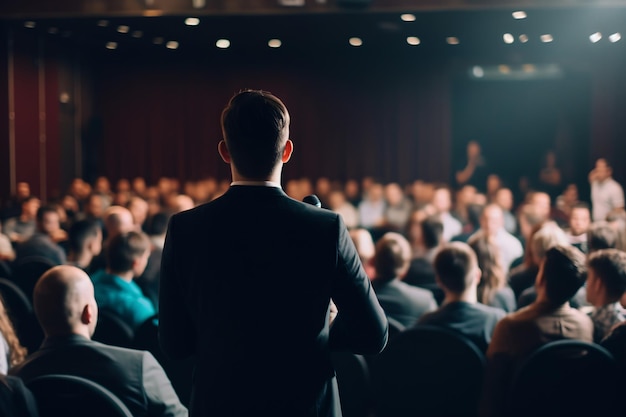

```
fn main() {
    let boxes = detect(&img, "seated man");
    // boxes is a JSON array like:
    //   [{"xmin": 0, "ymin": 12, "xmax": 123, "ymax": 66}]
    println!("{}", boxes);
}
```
[
  {"xmin": 481, "ymin": 245, "xmax": 592, "ymax": 417},
  {"xmin": 91, "ymin": 231, "xmax": 156, "ymax": 330},
  {"xmin": 418, "ymin": 242, "xmax": 505, "ymax": 352},
  {"xmin": 371, "ymin": 232, "xmax": 437, "ymax": 327},
  {"xmin": 9, "ymin": 265, "xmax": 187, "ymax": 417},
  {"xmin": 586, "ymin": 249, "xmax": 626, "ymax": 342},
  {"xmin": 16, "ymin": 205, "xmax": 67, "ymax": 265},
  {"xmin": 66, "ymin": 219, "xmax": 103, "ymax": 273}
]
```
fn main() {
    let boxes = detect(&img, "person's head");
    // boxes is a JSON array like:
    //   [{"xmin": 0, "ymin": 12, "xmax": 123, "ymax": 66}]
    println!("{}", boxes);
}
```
[
  {"xmin": 467, "ymin": 141, "xmax": 481, "ymax": 159},
  {"xmin": 530, "ymin": 222, "xmax": 570, "ymax": 265},
  {"xmin": 68, "ymin": 219, "xmax": 103, "ymax": 257},
  {"xmin": 569, "ymin": 203, "xmax": 591, "ymax": 236},
  {"xmin": 594, "ymin": 158, "xmax": 613, "ymax": 182},
  {"xmin": 588, "ymin": 221, "xmax": 618, "ymax": 253},
  {"xmin": 103, "ymin": 206, "xmax": 135, "ymax": 240},
  {"xmin": 132, "ymin": 177, "xmax": 147, "ymax": 196},
  {"xmin": 586, "ymin": 249, "xmax": 626, "ymax": 307},
  {"xmin": 366, "ymin": 182, "xmax": 384, "ymax": 203},
  {"xmin": 486, "ymin": 175, "xmax": 502, "ymax": 196},
  {"xmin": 0, "ymin": 295, "xmax": 27, "ymax": 367},
  {"xmin": 480, "ymin": 204, "xmax": 504, "ymax": 237},
  {"xmin": 494, "ymin": 187, "xmax": 514, "ymax": 212},
  {"xmin": 146, "ymin": 212, "xmax": 171, "ymax": 237},
  {"xmin": 536, "ymin": 245, "xmax": 587, "ymax": 306},
  {"xmin": 34, "ymin": 265, "xmax": 98, "ymax": 338},
  {"xmin": 116, "ymin": 178, "xmax": 131, "ymax": 193},
  {"xmin": 349, "ymin": 228, "xmax": 375, "ymax": 266},
  {"xmin": 105, "ymin": 231, "xmax": 151, "ymax": 277},
  {"xmin": 36, "ymin": 205, "xmax": 61, "ymax": 236},
  {"xmin": 384, "ymin": 183, "xmax": 405, "ymax": 207},
  {"xmin": 529, "ymin": 191, "xmax": 551, "ymax": 220},
  {"xmin": 16, "ymin": 182, "xmax": 31, "ymax": 200},
  {"xmin": 421, "ymin": 215, "xmax": 444, "ymax": 249},
  {"xmin": 219, "ymin": 90, "xmax": 292, "ymax": 180},
  {"xmin": 94, "ymin": 176, "xmax": 111, "ymax": 194},
  {"xmin": 432, "ymin": 185, "xmax": 452, "ymax": 213},
  {"xmin": 85, "ymin": 193, "xmax": 108, "ymax": 218},
  {"xmin": 328, "ymin": 190, "xmax": 348, "ymax": 211},
  {"xmin": 434, "ymin": 242, "xmax": 481, "ymax": 295},
  {"xmin": 21, "ymin": 195, "xmax": 41, "ymax": 219},
  {"xmin": 127, "ymin": 196, "xmax": 149, "ymax": 228},
  {"xmin": 373, "ymin": 232, "xmax": 412, "ymax": 282},
  {"xmin": 344, "ymin": 179, "xmax": 359, "ymax": 200},
  {"xmin": 468, "ymin": 235, "xmax": 506, "ymax": 303}
]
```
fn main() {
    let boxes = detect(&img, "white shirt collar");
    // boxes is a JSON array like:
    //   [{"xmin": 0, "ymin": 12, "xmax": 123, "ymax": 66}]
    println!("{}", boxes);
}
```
[{"xmin": 231, "ymin": 181, "xmax": 281, "ymax": 188}]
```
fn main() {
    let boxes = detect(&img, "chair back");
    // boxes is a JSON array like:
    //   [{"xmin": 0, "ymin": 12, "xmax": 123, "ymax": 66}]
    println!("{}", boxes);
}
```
[
  {"xmin": 331, "ymin": 352, "xmax": 371, "ymax": 417},
  {"xmin": 368, "ymin": 325, "xmax": 485, "ymax": 417},
  {"xmin": 11, "ymin": 256, "xmax": 55, "ymax": 300},
  {"xmin": 508, "ymin": 339, "xmax": 620, "ymax": 417},
  {"xmin": 92, "ymin": 309, "xmax": 135, "ymax": 348},
  {"xmin": 386, "ymin": 316, "xmax": 406, "ymax": 341},
  {"xmin": 0, "ymin": 277, "xmax": 43, "ymax": 353},
  {"xmin": 26, "ymin": 374, "xmax": 133, "ymax": 417}
]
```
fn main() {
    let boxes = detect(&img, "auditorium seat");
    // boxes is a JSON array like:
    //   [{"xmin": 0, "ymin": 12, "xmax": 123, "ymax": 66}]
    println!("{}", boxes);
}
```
[
  {"xmin": 331, "ymin": 352, "xmax": 372, "ymax": 417},
  {"xmin": 368, "ymin": 324, "xmax": 485, "ymax": 417},
  {"xmin": 0, "ymin": 277, "xmax": 43, "ymax": 353},
  {"xmin": 26, "ymin": 374, "xmax": 133, "ymax": 417},
  {"xmin": 11, "ymin": 256, "xmax": 55, "ymax": 301},
  {"xmin": 92, "ymin": 309, "xmax": 134, "ymax": 348}
]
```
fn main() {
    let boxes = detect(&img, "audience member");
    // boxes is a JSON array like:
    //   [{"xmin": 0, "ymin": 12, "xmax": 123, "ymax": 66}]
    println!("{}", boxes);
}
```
[
  {"xmin": 589, "ymin": 158, "xmax": 625, "ymax": 222},
  {"xmin": 383, "ymin": 183, "xmax": 413, "ymax": 231},
  {"xmin": 537, "ymin": 150, "xmax": 562, "ymax": 200},
  {"xmin": 0, "ymin": 297, "xmax": 27, "ymax": 374},
  {"xmin": 91, "ymin": 231, "xmax": 156, "ymax": 330},
  {"xmin": 481, "ymin": 245, "xmax": 592, "ymax": 417},
  {"xmin": 349, "ymin": 228, "xmax": 376, "ymax": 279},
  {"xmin": 432, "ymin": 185, "xmax": 462, "ymax": 242},
  {"xmin": 588, "ymin": 220, "xmax": 619, "ymax": 253},
  {"xmin": 468, "ymin": 236, "xmax": 516, "ymax": 312},
  {"xmin": 418, "ymin": 242, "xmax": 505, "ymax": 352},
  {"xmin": 566, "ymin": 202, "xmax": 591, "ymax": 253},
  {"xmin": 404, "ymin": 215, "xmax": 443, "ymax": 291},
  {"xmin": 494, "ymin": 187, "xmax": 517, "ymax": 235},
  {"xmin": 358, "ymin": 182, "xmax": 386, "ymax": 229},
  {"xmin": 66, "ymin": 220, "xmax": 102, "ymax": 273},
  {"xmin": 3, "ymin": 196, "xmax": 40, "ymax": 244},
  {"xmin": 127, "ymin": 196, "xmax": 149, "ymax": 232},
  {"xmin": 9, "ymin": 265, "xmax": 187, "ymax": 416},
  {"xmin": 328, "ymin": 190, "xmax": 359, "ymax": 229},
  {"xmin": 456, "ymin": 140, "xmax": 489, "ymax": 192},
  {"xmin": 586, "ymin": 249, "xmax": 626, "ymax": 342},
  {"xmin": 16, "ymin": 206, "xmax": 67, "ymax": 265},
  {"xmin": 0, "ymin": 224, "xmax": 15, "ymax": 262},
  {"xmin": 371, "ymin": 232, "xmax": 437, "ymax": 327}
]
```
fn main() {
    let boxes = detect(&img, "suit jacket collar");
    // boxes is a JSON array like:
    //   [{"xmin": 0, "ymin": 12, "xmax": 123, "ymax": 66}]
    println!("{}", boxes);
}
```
[
  {"xmin": 40, "ymin": 334, "xmax": 96, "ymax": 350},
  {"xmin": 225, "ymin": 185, "xmax": 289, "ymax": 199}
]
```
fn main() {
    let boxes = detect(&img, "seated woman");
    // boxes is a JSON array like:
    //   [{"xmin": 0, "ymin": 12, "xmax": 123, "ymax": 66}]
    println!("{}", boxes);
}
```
[{"xmin": 0, "ymin": 296, "xmax": 27, "ymax": 374}]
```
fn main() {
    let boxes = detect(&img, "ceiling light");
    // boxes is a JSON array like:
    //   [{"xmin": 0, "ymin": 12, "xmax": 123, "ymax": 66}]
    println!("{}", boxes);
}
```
[
  {"xmin": 166, "ymin": 41, "xmax": 179, "ymax": 49},
  {"xmin": 24, "ymin": 21, "xmax": 36, "ymax": 28},
  {"xmin": 406, "ymin": 36, "xmax": 420, "ymax": 46},
  {"xmin": 446, "ymin": 37, "xmax": 460, "ymax": 45},
  {"xmin": 268, "ymin": 39, "xmax": 282, "ymax": 48},
  {"xmin": 216, "ymin": 39, "xmax": 231, "ymax": 49},
  {"xmin": 185, "ymin": 17, "xmax": 200, "ymax": 26},
  {"xmin": 97, "ymin": 20, "xmax": 109, "ymax": 27},
  {"xmin": 503, "ymin": 33, "xmax": 514, "ymax": 44},
  {"xmin": 106, "ymin": 42, "xmax": 117, "ymax": 50},
  {"xmin": 349, "ymin": 37, "xmax": 363, "ymax": 47},
  {"xmin": 498, "ymin": 65, "xmax": 511, "ymax": 74},
  {"xmin": 472, "ymin": 66, "xmax": 484, "ymax": 78},
  {"xmin": 522, "ymin": 64, "xmax": 536, "ymax": 73},
  {"xmin": 153, "ymin": 37, "xmax": 164, "ymax": 45},
  {"xmin": 590, "ymin": 32, "xmax": 602, "ymax": 43},
  {"xmin": 540, "ymin": 34, "xmax": 553, "ymax": 43},
  {"xmin": 400, "ymin": 14, "xmax": 416, "ymax": 22},
  {"xmin": 132, "ymin": 31, "xmax": 143, "ymax": 38},
  {"xmin": 609, "ymin": 32, "xmax": 622, "ymax": 43},
  {"xmin": 512, "ymin": 11, "xmax": 527, "ymax": 20},
  {"xmin": 519, "ymin": 34, "xmax": 529, "ymax": 43},
  {"xmin": 117, "ymin": 25, "xmax": 130, "ymax": 34}
]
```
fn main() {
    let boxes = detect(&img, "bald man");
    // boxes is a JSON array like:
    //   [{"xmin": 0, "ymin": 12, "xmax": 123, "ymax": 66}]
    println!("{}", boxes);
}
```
[{"xmin": 9, "ymin": 265, "xmax": 187, "ymax": 417}]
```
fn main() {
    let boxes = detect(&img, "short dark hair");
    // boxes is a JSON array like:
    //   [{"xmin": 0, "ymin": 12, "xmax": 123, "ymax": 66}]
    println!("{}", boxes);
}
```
[
  {"xmin": 434, "ymin": 242, "xmax": 477, "ymax": 294},
  {"xmin": 588, "ymin": 249, "xmax": 626, "ymax": 299},
  {"xmin": 36, "ymin": 205, "xmax": 59, "ymax": 223},
  {"xmin": 373, "ymin": 233, "xmax": 411, "ymax": 282},
  {"xmin": 542, "ymin": 245, "xmax": 587, "ymax": 305},
  {"xmin": 588, "ymin": 221, "xmax": 618, "ymax": 253},
  {"xmin": 68, "ymin": 220, "xmax": 101, "ymax": 253},
  {"xmin": 105, "ymin": 231, "xmax": 150, "ymax": 273},
  {"xmin": 421, "ymin": 216, "xmax": 443, "ymax": 249},
  {"xmin": 221, "ymin": 90, "xmax": 289, "ymax": 179}
]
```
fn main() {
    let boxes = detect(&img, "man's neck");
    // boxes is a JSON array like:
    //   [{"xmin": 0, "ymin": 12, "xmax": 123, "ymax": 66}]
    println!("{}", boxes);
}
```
[
  {"xmin": 69, "ymin": 251, "xmax": 93, "ymax": 269},
  {"xmin": 231, "ymin": 166, "xmax": 282, "ymax": 186},
  {"xmin": 107, "ymin": 269, "xmax": 134, "ymax": 282},
  {"xmin": 443, "ymin": 287, "xmax": 477, "ymax": 305}
]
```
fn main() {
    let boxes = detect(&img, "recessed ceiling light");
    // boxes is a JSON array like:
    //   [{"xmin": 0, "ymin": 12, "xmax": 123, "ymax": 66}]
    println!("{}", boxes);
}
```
[
  {"xmin": 166, "ymin": 41, "xmax": 179, "ymax": 49},
  {"xmin": 503, "ymin": 33, "xmax": 514, "ymax": 44},
  {"xmin": 117, "ymin": 25, "xmax": 130, "ymax": 34},
  {"xmin": 216, "ymin": 39, "xmax": 231, "ymax": 49},
  {"xmin": 540, "ymin": 34, "xmax": 553, "ymax": 43},
  {"xmin": 406, "ymin": 36, "xmax": 420, "ymax": 46},
  {"xmin": 519, "ymin": 34, "xmax": 529, "ymax": 43},
  {"xmin": 132, "ymin": 31, "xmax": 143, "ymax": 38},
  {"xmin": 446, "ymin": 37, "xmax": 460, "ymax": 45},
  {"xmin": 268, "ymin": 39, "xmax": 282, "ymax": 48},
  {"xmin": 522, "ymin": 64, "xmax": 535, "ymax": 73},
  {"xmin": 498, "ymin": 65, "xmax": 511, "ymax": 74},
  {"xmin": 106, "ymin": 42, "xmax": 117, "ymax": 50},
  {"xmin": 349, "ymin": 37, "xmax": 363, "ymax": 47},
  {"xmin": 609, "ymin": 32, "xmax": 622, "ymax": 43},
  {"xmin": 472, "ymin": 66, "xmax": 484, "ymax": 78},
  {"xmin": 153, "ymin": 37, "xmax": 164, "ymax": 45},
  {"xmin": 589, "ymin": 32, "xmax": 602, "ymax": 43},
  {"xmin": 97, "ymin": 20, "xmax": 109, "ymax": 27},
  {"xmin": 400, "ymin": 14, "xmax": 416, "ymax": 22},
  {"xmin": 24, "ymin": 21, "xmax": 36, "ymax": 28},
  {"xmin": 185, "ymin": 17, "xmax": 200, "ymax": 26},
  {"xmin": 512, "ymin": 11, "xmax": 527, "ymax": 20}
]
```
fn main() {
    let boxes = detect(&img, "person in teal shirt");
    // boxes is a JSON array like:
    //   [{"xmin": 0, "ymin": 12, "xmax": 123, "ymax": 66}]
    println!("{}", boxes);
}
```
[{"xmin": 91, "ymin": 231, "xmax": 156, "ymax": 330}]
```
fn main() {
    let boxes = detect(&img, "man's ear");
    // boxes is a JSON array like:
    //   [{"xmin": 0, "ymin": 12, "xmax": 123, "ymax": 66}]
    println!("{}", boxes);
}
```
[
  {"xmin": 81, "ymin": 304, "xmax": 94, "ymax": 325},
  {"xmin": 281, "ymin": 139, "xmax": 293, "ymax": 163},
  {"xmin": 218, "ymin": 140, "xmax": 231, "ymax": 163}
]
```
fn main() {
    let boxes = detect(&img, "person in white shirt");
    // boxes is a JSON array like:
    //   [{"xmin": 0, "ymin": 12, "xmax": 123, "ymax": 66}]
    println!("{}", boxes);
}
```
[
  {"xmin": 589, "ymin": 158, "xmax": 625, "ymax": 221},
  {"xmin": 431, "ymin": 185, "xmax": 462, "ymax": 242}
]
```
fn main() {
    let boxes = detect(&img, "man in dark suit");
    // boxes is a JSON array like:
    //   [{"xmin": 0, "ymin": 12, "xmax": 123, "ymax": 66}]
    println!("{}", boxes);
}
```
[
  {"xmin": 9, "ymin": 265, "xmax": 187, "ymax": 417},
  {"xmin": 159, "ymin": 90, "xmax": 388, "ymax": 417}
]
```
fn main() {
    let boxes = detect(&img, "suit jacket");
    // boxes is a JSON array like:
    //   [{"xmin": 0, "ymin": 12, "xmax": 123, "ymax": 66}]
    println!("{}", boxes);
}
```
[
  {"xmin": 372, "ymin": 279, "xmax": 437, "ymax": 328},
  {"xmin": 9, "ymin": 335, "xmax": 187, "ymax": 417},
  {"xmin": 159, "ymin": 185, "xmax": 388, "ymax": 417}
]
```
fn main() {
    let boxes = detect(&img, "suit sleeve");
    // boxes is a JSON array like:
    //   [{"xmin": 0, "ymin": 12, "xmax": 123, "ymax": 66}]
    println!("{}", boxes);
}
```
[
  {"xmin": 159, "ymin": 215, "xmax": 196, "ymax": 359},
  {"xmin": 328, "ymin": 216, "xmax": 388, "ymax": 354},
  {"xmin": 142, "ymin": 352, "xmax": 189, "ymax": 417}
]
